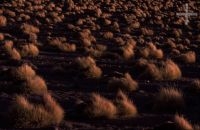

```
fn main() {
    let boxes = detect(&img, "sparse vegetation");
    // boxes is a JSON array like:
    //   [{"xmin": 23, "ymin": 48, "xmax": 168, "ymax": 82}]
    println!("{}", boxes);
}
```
[
  {"xmin": 190, "ymin": 79, "xmax": 200, "ymax": 92},
  {"xmin": 178, "ymin": 51, "xmax": 196, "ymax": 64},
  {"xmin": 13, "ymin": 64, "xmax": 36, "ymax": 81},
  {"xmin": 116, "ymin": 90, "xmax": 137, "ymax": 118},
  {"xmin": 0, "ymin": 33, "xmax": 4, "ymax": 40},
  {"xmin": 20, "ymin": 23, "xmax": 40, "ymax": 35},
  {"xmin": 20, "ymin": 44, "xmax": 39, "ymax": 57},
  {"xmin": 161, "ymin": 59, "xmax": 182, "ymax": 80},
  {"xmin": 23, "ymin": 76, "xmax": 47, "ymax": 94},
  {"xmin": 75, "ymin": 56, "xmax": 102, "ymax": 78},
  {"xmin": 137, "ymin": 59, "xmax": 181, "ymax": 80},
  {"xmin": 85, "ymin": 93, "xmax": 117, "ymax": 119},
  {"xmin": 121, "ymin": 42, "xmax": 135, "ymax": 60},
  {"xmin": 0, "ymin": 0, "xmax": 199, "ymax": 129},
  {"xmin": 103, "ymin": 32, "xmax": 114, "ymax": 39},
  {"xmin": 10, "ymin": 94, "xmax": 64, "ymax": 128},
  {"xmin": 139, "ymin": 43, "xmax": 164, "ymax": 59},
  {"xmin": 48, "ymin": 38, "xmax": 76, "ymax": 52},
  {"xmin": 79, "ymin": 29, "xmax": 96, "ymax": 47},
  {"xmin": 108, "ymin": 73, "xmax": 138, "ymax": 91},
  {"xmin": 154, "ymin": 87, "xmax": 184, "ymax": 111},
  {"xmin": 174, "ymin": 114, "xmax": 193, "ymax": 130},
  {"xmin": 0, "ymin": 15, "xmax": 7, "ymax": 27},
  {"xmin": 4, "ymin": 40, "xmax": 21, "ymax": 60}
]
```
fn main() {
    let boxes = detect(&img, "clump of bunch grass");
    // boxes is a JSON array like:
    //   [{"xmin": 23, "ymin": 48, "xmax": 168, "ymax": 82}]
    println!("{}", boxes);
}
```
[
  {"xmin": 85, "ymin": 44, "xmax": 107, "ymax": 58},
  {"xmin": 10, "ymin": 93, "xmax": 64, "ymax": 128},
  {"xmin": 161, "ymin": 59, "xmax": 182, "ymax": 80},
  {"xmin": 115, "ymin": 90, "xmax": 137, "ymax": 118},
  {"xmin": 136, "ymin": 59, "xmax": 182, "ymax": 80},
  {"xmin": 4, "ymin": 40, "xmax": 21, "ymax": 61},
  {"xmin": 121, "ymin": 41, "xmax": 136, "ymax": 60},
  {"xmin": 75, "ymin": 56, "xmax": 102, "ymax": 78},
  {"xmin": 189, "ymin": 79, "xmax": 200, "ymax": 93},
  {"xmin": 154, "ymin": 87, "xmax": 184, "ymax": 112},
  {"xmin": 174, "ymin": 114, "xmax": 193, "ymax": 130},
  {"xmin": 48, "ymin": 38, "xmax": 76, "ymax": 52},
  {"xmin": 0, "ymin": 15, "xmax": 7, "ymax": 27},
  {"xmin": 103, "ymin": 31, "xmax": 114, "ymax": 39},
  {"xmin": 85, "ymin": 93, "xmax": 117, "ymax": 119},
  {"xmin": 23, "ymin": 76, "xmax": 47, "ymax": 95},
  {"xmin": 136, "ymin": 58, "xmax": 161, "ymax": 80},
  {"xmin": 13, "ymin": 64, "xmax": 36, "ymax": 81},
  {"xmin": 12, "ymin": 64, "xmax": 47, "ymax": 94},
  {"xmin": 79, "ymin": 29, "xmax": 96, "ymax": 47},
  {"xmin": 178, "ymin": 51, "xmax": 196, "ymax": 64},
  {"xmin": 139, "ymin": 42, "xmax": 163, "ymax": 59},
  {"xmin": 20, "ymin": 23, "xmax": 40, "ymax": 35},
  {"xmin": 20, "ymin": 44, "xmax": 39, "ymax": 57},
  {"xmin": 0, "ymin": 33, "xmax": 4, "ymax": 41},
  {"xmin": 108, "ymin": 73, "xmax": 138, "ymax": 92}
]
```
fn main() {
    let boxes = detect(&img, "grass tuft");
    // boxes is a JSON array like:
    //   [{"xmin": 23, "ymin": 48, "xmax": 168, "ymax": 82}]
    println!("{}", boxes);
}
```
[
  {"xmin": 85, "ymin": 93, "xmax": 117, "ymax": 119},
  {"xmin": 174, "ymin": 114, "xmax": 193, "ymax": 130},
  {"xmin": 154, "ymin": 87, "xmax": 184, "ymax": 112},
  {"xmin": 108, "ymin": 73, "xmax": 138, "ymax": 91},
  {"xmin": 10, "ymin": 94, "xmax": 64, "ymax": 128},
  {"xmin": 116, "ymin": 90, "xmax": 138, "ymax": 118}
]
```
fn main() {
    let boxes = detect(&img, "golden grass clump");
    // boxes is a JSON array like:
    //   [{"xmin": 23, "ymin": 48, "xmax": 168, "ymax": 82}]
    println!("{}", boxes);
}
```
[
  {"xmin": 85, "ymin": 93, "xmax": 117, "ymax": 119},
  {"xmin": 178, "ymin": 51, "xmax": 196, "ymax": 64},
  {"xmin": 65, "ymin": 0, "xmax": 75, "ymax": 11},
  {"xmin": 136, "ymin": 59, "xmax": 181, "ymax": 80},
  {"xmin": 24, "ymin": 76, "xmax": 47, "ymax": 95},
  {"xmin": 8, "ymin": 48, "xmax": 21, "ymax": 61},
  {"xmin": 95, "ymin": 8, "xmax": 102, "ymax": 17},
  {"xmin": 121, "ymin": 43, "xmax": 135, "ymax": 60},
  {"xmin": 48, "ymin": 38, "xmax": 76, "ymax": 52},
  {"xmin": 75, "ymin": 56, "xmax": 102, "ymax": 78},
  {"xmin": 173, "ymin": 29, "xmax": 182, "ymax": 38},
  {"xmin": 0, "ymin": 15, "xmax": 7, "ymax": 27},
  {"xmin": 48, "ymin": 38, "xmax": 62, "ymax": 46},
  {"xmin": 140, "ymin": 43, "xmax": 163, "ymax": 59},
  {"xmin": 20, "ymin": 23, "xmax": 40, "ymax": 35},
  {"xmin": 58, "ymin": 43, "xmax": 76, "ymax": 52},
  {"xmin": 13, "ymin": 64, "xmax": 48, "ymax": 94},
  {"xmin": 0, "ymin": 33, "xmax": 4, "ymax": 41},
  {"xmin": 4, "ymin": 40, "xmax": 14, "ymax": 50},
  {"xmin": 85, "ymin": 44, "xmax": 107, "ymax": 58},
  {"xmin": 43, "ymin": 93, "xmax": 64, "ymax": 125},
  {"xmin": 103, "ymin": 31, "xmax": 114, "ymax": 39},
  {"xmin": 141, "ymin": 28, "xmax": 154, "ymax": 36},
  {"xmin": 85, "ymin": 64, "xmax": 102, "ymax": 78},
  {"xmin": 10, "ymin": 95, "xmax": 51, "ymax": 128},
  {"xmin": 79, "ymin": 29, "xmax": 96, "ymax": 47},
  {"xmin": 154, "ymin": 87, "xmax": 184, "ymax": 111},
  {"xmin": 136, "ymin": 59, "xmax": 162, "ymax": 80},
  {"xmin": 75, "ymin": 56, "xmax": 96, "ymax": 69},
  {"xmin": 116, "ymin": 90, "xmax": 137, "ymax": 118},
  {"xmin": 108, "ymin": 73, "xmax": 138, "ymax": 92},
  {"xmin": 143, "ymin": 63, "xmax": 162, "ymax": 80},
  {"xmin": 4, "ymin": 41, "xmax": 21, "ymax": 61},
  {"xmin": 14, "ymin": 64, "xmax": 36, "ymax": 81},
  {"xmin": 20, "ymin": 44, "xmax": 39, "ymax": 57},
  {"xmin": 161, "ymin": 59, "xmax": 182, "ymax": 80},
  {"xmin": 174, "ymin": 114, "xmax": 193, "ymax": 130},
  {"xmin": 10, "ymin": 94, "xmax": 64, "ymax": 128}
]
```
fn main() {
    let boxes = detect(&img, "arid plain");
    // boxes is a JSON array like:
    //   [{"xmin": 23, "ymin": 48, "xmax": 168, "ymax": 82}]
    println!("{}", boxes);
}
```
[{"xmin": 0, "ymin": 0, "xmax": 200, "ymax": 130}]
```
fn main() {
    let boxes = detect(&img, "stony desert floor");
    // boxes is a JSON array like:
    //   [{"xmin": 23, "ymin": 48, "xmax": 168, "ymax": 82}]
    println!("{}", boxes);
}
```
[{"xmin": 0, "ymin": 0, "xmax": 200, "ymax": 130}]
